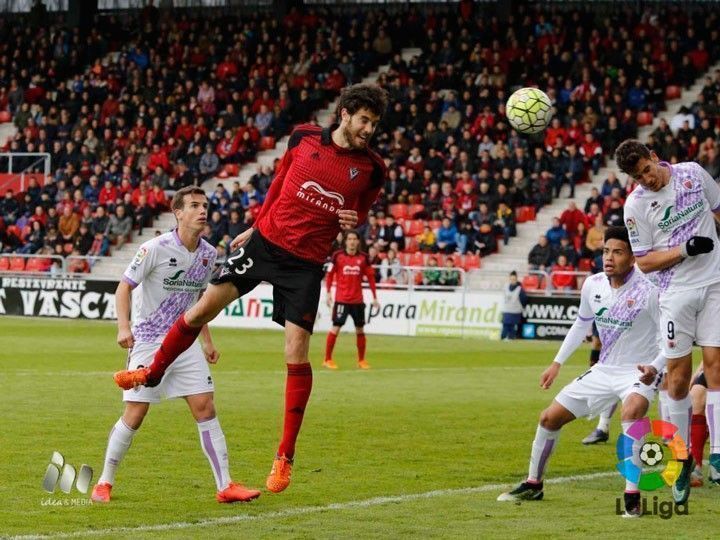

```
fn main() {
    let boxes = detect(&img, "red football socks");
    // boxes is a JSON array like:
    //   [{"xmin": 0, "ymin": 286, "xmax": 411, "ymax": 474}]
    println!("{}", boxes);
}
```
[
  {"xmin": 277, "ymin": 363, "xmax": 313, "ymax": 459},
  {"xmin": 691, "ymin": 413, "xmax": 708, "ymax": 467},
  {"xmin": 149, "ymin": 314, "xmax": 202, "ymax": 378},
  {"xmin": 325, "ymin": 333, "xmax": 337, "ymax": 361},
  {"xmin": 356, "ymin": 334, "xmax": 367, "ymax": 361}
]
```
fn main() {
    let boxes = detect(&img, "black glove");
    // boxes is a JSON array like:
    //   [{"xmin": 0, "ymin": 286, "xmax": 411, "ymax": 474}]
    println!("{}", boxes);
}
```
[{"xmin": 683, "ymin": 236, "xmax": 714, "ymax": 257}]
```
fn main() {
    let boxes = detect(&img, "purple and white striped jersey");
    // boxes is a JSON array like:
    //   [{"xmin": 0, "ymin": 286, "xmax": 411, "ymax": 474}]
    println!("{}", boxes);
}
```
[
  {"xmin": 624, "ymin": 161, "xmax": 720, "ymax": 292},
  {"xmin": 576, "ymin": 269, "xmax": 660, "ymax": 366},
  {"xmin": 122, "ymin": 230, "xmax": 217, "ymax": 343}
]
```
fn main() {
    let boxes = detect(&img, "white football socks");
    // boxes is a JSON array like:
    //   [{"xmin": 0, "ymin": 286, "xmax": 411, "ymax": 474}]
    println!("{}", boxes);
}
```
[
  {"xmin": 528, "ymin": 424, "xmax": 560, "ymax": 483},
  {"xmin": 197, "ymin": 417, "xmax": 230, "ymax": 491},
  {"xmin": 706, "ymin": 390, "xmax": 720, "ymax": 454},
  {"xmin": 667, "ymin": 395, "xmax": 692, "ymax": 456},
  {"xmin": 621, "ymin": 420, "xmax": 643, "ymax": 492},
  {"xmin": 99, "ymin": 418, "xmax": 137, "ymax": 485}
]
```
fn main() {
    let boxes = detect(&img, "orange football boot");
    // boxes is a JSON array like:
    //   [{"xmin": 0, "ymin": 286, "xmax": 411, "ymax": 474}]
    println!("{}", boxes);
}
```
[
  {"xmin": 322, "ymin": 359, "xmax": 339, "ymax": 370},
  {"xmin": 114, "ymin": 367, "xmax": 151, "ymax": 390},
  {"xmin": 266, "ymin": 454, "xmax": 293, "ymax": 493},
  {"xmin": 90, "ymin": 482, "xmax": 112, "ymax": 503},
  {"xmin": 357, "ymin": 360, "xmax": 371, "ymax": 370},
  {"xmin": 217, "ymin": 482, "xmax": 261, "ymax": 503}
]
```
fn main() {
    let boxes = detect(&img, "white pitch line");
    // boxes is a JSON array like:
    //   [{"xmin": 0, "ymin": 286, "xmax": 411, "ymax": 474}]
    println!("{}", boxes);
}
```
[{"xmin": 9, "ymin": 470, "xmax": 618, "ymax": 540}]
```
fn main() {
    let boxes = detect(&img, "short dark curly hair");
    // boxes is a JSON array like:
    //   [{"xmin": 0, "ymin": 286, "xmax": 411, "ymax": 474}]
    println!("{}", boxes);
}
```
[
  {"xmin": 604, "ymin": 225, "xmax": 630, "ymax": 249},
  {"xmin": 336, "ymin": 84, "xmax": 389, "ymax": 120},
  {"xmin": 615, "ymin": 139, "xmax": 652, "ymax": 175}
]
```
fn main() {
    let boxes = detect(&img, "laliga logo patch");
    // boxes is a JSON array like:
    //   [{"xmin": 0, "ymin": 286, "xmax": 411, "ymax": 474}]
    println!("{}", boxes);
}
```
[
  {"xmin": 349, "ymin": 167, "xmax": 359, "ymax": 180},
  {"xmin": 683, "ymin": 179, "xmax": 693, "ymax": 190},
  {"xmin": 627, "ymin": 298, "xmax": 635, "ymax": 308}
]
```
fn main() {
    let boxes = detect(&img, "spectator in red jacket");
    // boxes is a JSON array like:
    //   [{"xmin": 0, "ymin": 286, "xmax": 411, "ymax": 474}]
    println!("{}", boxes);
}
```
[
  {"xmin": 551, "ymin": 254, "xmax": 576, "ymax": 291},
  {"xmin": 98, "ymin": 180, "xmax": 118, "ymax": 207},
  {"xmin": 559, "ymin": 201, "xmax": 587, "ymax": 241}
]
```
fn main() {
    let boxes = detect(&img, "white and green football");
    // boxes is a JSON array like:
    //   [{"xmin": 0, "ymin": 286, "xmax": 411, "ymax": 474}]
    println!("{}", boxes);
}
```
[{"xmin": 505, "ymin": 87, "xmax": 553, "ymax": 134}]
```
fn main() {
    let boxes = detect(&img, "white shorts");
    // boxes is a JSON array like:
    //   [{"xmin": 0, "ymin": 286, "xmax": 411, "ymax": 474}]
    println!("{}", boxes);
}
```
[
  {"xmin": 555, "ymin": 365, "xmax": 661, "ymax": 419},
  {"xmin": 122, "ymin": 341, "xmax": 214, "ymax": 403},
  {"xmin": 659, "ymin": 281, "xmax": 720, "ymax": 358}
]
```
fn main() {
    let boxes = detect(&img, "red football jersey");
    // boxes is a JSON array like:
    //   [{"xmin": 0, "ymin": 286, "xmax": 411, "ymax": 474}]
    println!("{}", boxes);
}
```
[
  {"xmin": 255, "ymin": 124, "xmax": 386, "ymax": 264},
  {"xmin": 326, "ymin": 250, "xmax": 377, "ymax": 304}
]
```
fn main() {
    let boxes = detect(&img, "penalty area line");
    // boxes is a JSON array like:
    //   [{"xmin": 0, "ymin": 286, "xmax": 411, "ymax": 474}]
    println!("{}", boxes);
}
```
[{"xmin": 12, "ymin": 470, "xmax": 618, "ymax": 539}]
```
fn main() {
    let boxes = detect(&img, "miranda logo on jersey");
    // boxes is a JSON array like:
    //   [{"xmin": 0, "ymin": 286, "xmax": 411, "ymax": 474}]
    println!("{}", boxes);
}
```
[
  {"xmin": 615, "ymin": 417, "xmax": 689, "ymax": 518},
  {"xmin": 296, "ymin": 180, "xmax": 345, "ymax": 214}
]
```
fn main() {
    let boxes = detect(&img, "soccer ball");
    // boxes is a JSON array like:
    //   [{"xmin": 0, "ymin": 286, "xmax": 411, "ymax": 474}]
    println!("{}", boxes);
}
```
[
  {"xmin": 505, "ymin": 87, "xmax": 553, "ymax": 134},
  {"xmin": 639, "ymin": 442, "xmax": 664, "ymax": 466}
]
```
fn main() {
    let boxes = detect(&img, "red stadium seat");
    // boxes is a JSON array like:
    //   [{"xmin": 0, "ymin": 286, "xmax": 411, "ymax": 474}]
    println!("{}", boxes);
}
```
[
  {"xmin": 515, "ymin": 206, "xmax": 536, "ymax": 223},
  {"xmin": 403, "ymin": 237, "xmax": 419, "ymax": 253},
  {"xmin": 463, "ymin": 254, "xmax": 481, "ymax": 270},
  {"xmin": 410, "ymin": 252, "xmax": 425, "ymax": 267},
  {"xmin": 0, "ymin": 110, "xmax": 11, "ymax": 123},
  {"xmin": 9, "ymin": 257, "xmax": 25, "ymax": 272},
  {"xmin": 522, "ymin": 275, "xmax": 542, "ymax": 291},
  {"xmin": 578, "ymin": 258, "xmax": 593, "ymax": 272},
  {"xmin": 665, "ymin": 85, "xmax": 681, "ymax": 100},
  {"xmin": 25, "ymin": 257, "xmax": 51, "ymax": 272},
  {"xmin": 222, "ymin": 163, "xmax": 240, "ymax": 177},
  {"xmin": 428, "ymin": 219, "xmax": 442, "ymax": 230},
  {"xmin": 398, "ymin": 252, "xmax": 412, "ymax": 266},
  {"xmin": 260, "ymin": 136, "xmax": 276, "ymax": 151},
  {"xmin": 408, "ymin": 204, "xmax": 425, "ymax": 218},
  {"xmin": 0, "ymin": 257, "xmax": 9, "ymax": 270},
  {"xmin": 449, "ymin": 253, "xmax": 463, "ymax": 268},
  {"xmin": 637, "ymin": 111, "xmax": 653, "ymax": 127},
  {"xmin": 403, "ymin": 219, "xmax": 425, "ymax": 236},
  {"xmin": 389, "ymin": 204, "xmax": 409, "ymax": 219}
]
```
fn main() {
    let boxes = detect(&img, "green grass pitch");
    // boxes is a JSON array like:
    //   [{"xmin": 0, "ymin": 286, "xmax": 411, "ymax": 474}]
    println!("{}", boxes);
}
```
[{"xmin": 0, "ymin": 317, "xmax": 716, "ymax": 538}]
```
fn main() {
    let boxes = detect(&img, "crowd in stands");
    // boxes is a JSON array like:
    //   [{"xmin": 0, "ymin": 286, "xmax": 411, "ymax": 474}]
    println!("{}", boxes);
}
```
[
  {"xmin": 0, "ymin": 5, "xmax": 406, "ymax": 268},
  {"xmin": 2, "ymin": 3, "xmax": 720, "ymax": 287}
]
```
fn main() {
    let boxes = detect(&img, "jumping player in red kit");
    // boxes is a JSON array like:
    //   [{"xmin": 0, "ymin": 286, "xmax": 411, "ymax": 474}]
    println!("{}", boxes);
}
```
[
  {"xmin": 324, "ymin": 230, "xmax": 379, "ymax": 370},
  {"xmin": 114, "ymin": 84, "xmax": 388, "ymax": 494}
]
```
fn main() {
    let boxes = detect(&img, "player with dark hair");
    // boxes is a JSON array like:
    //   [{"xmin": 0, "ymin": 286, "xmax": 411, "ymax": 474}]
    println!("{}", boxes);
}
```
[
  {"xmin": 92, "ymin": 186, "xmax": 260, "ymax": 504},
  {"xmin": 113, "ymin": 83, "xmax": 389, "ymax": 493},
  {"xmin": 324, "ymin": 229, "xmax": 379, "ymax": 370},
  {"xmin": 617, "ymin": 139, "xmax": 720, "ymax": 503},
  {"xmin": 498, "ymin": 227, "xmax": 665, "ymax": 517}
]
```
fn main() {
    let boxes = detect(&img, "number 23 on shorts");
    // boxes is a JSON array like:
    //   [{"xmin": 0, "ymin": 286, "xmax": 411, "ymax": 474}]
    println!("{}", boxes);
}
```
[{"xmin": 227, "ymin": 247, "xmax": 254, "ymax": 275}]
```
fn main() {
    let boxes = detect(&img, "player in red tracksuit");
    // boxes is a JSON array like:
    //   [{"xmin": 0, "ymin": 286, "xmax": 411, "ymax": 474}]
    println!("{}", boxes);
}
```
[
  {"xmin": 114, "ymin": 84, "xmax": 389, "ymax": 495},
  {"xmin": 324, "ymin": 230, "xmax": 379, "ymax": 370}
]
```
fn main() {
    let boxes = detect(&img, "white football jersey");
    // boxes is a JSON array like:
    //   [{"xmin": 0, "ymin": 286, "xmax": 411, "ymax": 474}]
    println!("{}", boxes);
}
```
[
  {"xmin": 577, "ymin": 269, "xmax": 660, "ymax": 366},
  {"xmin": 123, "ymin": 230, "xmax": 217, "ymax": 343},
  {"xmin": 624, "ymin": 161, "xmax": 720, "ymax": 292}
]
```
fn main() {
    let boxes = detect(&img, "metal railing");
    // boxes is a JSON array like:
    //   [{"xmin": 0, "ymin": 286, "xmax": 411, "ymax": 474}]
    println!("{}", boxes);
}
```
[{"xmin": 0, "ymin": 152, "xmax": 50, "ymax": 193}]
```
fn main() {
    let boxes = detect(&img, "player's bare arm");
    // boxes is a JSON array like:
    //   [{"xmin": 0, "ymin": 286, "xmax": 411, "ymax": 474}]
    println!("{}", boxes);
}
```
[
  {"xmin": 115, "ymin": 280, "xmax": 135, "ymax": 349},
  {"xmin": 200, "ymin": 324, "xmax": 219, "ymax": 364},
  {"xmin": 635, "ymin": 238, "xmax": 714, "ymax": 274},
  {"xmin": 540, "ymin": 362, "xmax": 561, "ymax": 389},
  {"xmin": 230, "ymin": 227, "xmax": 254, "ymax": 251}
]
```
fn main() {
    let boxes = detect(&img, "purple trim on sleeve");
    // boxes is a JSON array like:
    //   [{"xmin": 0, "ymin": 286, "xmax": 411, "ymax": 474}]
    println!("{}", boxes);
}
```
[
  {"xmin": 578, "ymin": 315, "xmax": 594, "ymax": 321},
  {"xmin": 122, "ymin": 275, "xmax": 138, "ymax": 288},
  {"xmin": 713, "ymin": 204, "xmax": 720, "ymax": 213},
  {"xmin": 633, "ymin": 250, "xmax": 649, "ymax": 257}
]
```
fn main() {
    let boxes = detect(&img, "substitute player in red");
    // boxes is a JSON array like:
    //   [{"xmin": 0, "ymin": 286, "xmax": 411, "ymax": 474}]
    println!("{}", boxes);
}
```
[
  {"xmin": 114, "ymin": 83, "xmax": 388, "ymax": 494},
  {"xmin": 324, "ymin": 229, "xmax": 379, "ymax": 370}
]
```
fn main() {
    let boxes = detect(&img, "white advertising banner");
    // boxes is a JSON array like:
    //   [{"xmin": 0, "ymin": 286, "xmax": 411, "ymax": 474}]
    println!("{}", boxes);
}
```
[{"xmin": 210, "ymin": 284, "xmax": 504, "ymax": 339}]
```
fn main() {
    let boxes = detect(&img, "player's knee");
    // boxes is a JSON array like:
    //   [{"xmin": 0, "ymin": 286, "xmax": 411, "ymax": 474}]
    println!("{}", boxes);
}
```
[
  {"xmin": 539, "ymin": 409, "xmax": 561, "ymax": 430},
  {"xmin": 621, "ymin": 398, "xmax": 647, "ymax": 421},
  {"xmin": 123, "ymin": 403, "xmax": 149, "ymax": 429}
]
